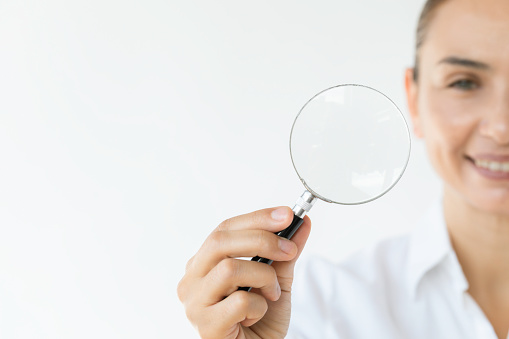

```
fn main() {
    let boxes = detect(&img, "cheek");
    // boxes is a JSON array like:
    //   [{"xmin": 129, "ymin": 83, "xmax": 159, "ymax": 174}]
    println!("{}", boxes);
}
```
[
  {"xmin": 418, "ymin": 89, "xmax": 480, "ymax": 152},
  {"xmin": 416, "ymin": 88, "xmax": 484, "ymax": 186}
]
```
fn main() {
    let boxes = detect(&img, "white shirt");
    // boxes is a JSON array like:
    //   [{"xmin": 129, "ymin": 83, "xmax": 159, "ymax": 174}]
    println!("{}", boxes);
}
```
[{"xmin": 288, "ymin": 201, "xmax": 508, "ymax": 339}]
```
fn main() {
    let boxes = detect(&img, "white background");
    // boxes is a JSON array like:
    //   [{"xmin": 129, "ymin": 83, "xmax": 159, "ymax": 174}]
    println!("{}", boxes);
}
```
[{"xmin": 0, "ymin": 1, "xmax": 440, "ymax": 338}]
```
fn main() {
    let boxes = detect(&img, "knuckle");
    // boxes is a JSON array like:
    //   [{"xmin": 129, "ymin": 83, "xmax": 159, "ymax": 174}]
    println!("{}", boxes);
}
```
[
  {"xmin": 268, "ymin": 265, "xmax": 278, "ymax": 282},
  {"xmin": 254, "ymin": 229, "xmax": 267, "ymax": 249},
  {"xmin": 176, "ymin": 277, "xmax": 188, "ymax": 302},
  {"xmin": 217, "ymin": 217, "xmax": 233, "ymax": 231},
  {"xmin": 185, "ymin": 255, "xmax": 195, "ymax": 272},
  {"xmin": 230, "ymin": 291, "xmax": 251, "ymax": 311},
  {"xmin": 210, "ymin": 230, "xmax": 229, "ymax": 250},
  {"xmin": 216, "ymin": 258, "xmax": 239, "ymax": 280},
  {"xmin": 255, "ymin": 230, "xmax": 276, "ymax": 254},
  {"xmin": 207, "ymin": 231, "xmax": 222, "ymax": 249}
]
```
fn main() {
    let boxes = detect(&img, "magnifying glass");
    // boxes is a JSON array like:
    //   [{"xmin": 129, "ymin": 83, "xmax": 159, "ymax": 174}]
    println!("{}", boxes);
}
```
[{"xmin": 240, "ymin": 84, "xmax": 411, "ymax": 291}]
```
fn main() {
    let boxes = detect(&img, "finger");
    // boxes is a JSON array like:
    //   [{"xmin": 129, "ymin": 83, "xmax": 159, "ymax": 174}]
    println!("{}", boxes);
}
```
[
  {"xmin": 191, "ymin": 229, "xmax": 298, "ymax": 277},
  {"xmin": 206, "ymin": 291, "xmax": 268, "ymax": 335},
  {"xmin": 215, "ymin": 206, "xmax": 293, "ymax": 232},
  {"xmin": 271, "ymin": 215, "xmax": 311, "ymax": 291},
  {"xmin": 253, "ymin": 216, "xmax": 311, "ymax": 328},
  {"xmin": 201, "ymin": 258, "xmax": 281, "ymax": 305}
]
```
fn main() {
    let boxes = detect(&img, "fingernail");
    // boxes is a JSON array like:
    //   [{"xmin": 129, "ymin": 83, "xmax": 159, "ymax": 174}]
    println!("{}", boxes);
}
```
[
  {"xmin": 279, "ymin": 238, "xmax": 295, "ymax": 254},
  {"xmin": 271, "ymin": 207, "xmax": 287, "ymax": 221},
  {"xmin": 276, "ymin": 282, "xmax": 281, "ymax": 298}
]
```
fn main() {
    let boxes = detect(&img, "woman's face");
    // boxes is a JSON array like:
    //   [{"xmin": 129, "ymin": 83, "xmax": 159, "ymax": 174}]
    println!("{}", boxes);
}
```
[{"xmin": 406, "ymin": 0, "xmax": 509, "ymax": 215}]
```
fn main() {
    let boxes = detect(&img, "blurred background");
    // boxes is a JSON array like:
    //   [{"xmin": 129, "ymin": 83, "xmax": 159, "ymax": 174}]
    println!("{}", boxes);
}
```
[{"xmin": 0, "ymin": 0, "xmax": 440, "ymax": 337}]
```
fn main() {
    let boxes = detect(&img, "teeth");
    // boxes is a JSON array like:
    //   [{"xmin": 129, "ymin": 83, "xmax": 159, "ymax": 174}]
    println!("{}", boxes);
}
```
[
  {"xmin": 475, "ymin": 159, "xmax": 509, "ymax": 173},
  {"xmin": 490, "ymin": 162, "xmax": 501, "ymax": 171}
]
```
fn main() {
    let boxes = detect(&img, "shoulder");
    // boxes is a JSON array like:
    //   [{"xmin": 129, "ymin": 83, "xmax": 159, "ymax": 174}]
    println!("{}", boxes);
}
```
[{"xmin": 288, "ymin": 201, "xmax": 450, "ymax": 338}]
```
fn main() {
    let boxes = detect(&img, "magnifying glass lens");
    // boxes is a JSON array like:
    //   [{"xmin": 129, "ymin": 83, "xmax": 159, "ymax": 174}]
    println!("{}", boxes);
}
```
[{"xmin": 290, "ymin": 84, "xmax": 410, "ymax": 205}]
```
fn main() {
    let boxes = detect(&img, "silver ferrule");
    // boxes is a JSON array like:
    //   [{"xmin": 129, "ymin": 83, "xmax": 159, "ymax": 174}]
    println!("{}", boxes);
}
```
[{"xmin": 292, "ymin": 190, "xmax": 317, "ymax": 218}]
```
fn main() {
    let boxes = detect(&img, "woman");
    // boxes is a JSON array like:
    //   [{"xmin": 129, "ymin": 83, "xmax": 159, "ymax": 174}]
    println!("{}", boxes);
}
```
[{"xmin": 177, "ymin": 0, "xmax": 509, "ymax": 338}]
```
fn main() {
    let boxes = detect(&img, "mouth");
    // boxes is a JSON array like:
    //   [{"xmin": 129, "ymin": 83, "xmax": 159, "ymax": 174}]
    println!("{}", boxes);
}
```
[{"xmin": 466, "ymin": 155, "xmax": 509, "ymax": 179}]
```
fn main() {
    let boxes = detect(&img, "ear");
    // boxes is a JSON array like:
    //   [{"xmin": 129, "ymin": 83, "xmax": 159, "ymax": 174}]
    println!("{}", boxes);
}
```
[{"xmin": 404, "ymin": 68, "xmax": 423, "ymax": 138}]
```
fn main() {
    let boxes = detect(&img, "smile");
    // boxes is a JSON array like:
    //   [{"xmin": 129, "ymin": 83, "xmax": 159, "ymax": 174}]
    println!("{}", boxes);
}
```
[
  {"xmin": 474, "ymin": 159, "xmax": 509, "ymax": 173},
  {"xmin": 467, "ymin": 155, "xmax": 509, "ymax": 181}
]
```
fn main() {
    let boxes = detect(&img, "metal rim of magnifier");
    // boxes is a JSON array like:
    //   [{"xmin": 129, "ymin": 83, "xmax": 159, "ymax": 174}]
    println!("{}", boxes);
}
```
[{"xmin": 289, "ymin": 83, "xmax": 412, "ymax": 205}]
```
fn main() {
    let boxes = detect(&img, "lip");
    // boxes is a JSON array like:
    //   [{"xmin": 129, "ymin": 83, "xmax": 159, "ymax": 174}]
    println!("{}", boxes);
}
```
[
  {"xmin": 466, "ymin": 154, "xmax": 509, "ymax": 180},
  {"xmin": 469, "ymin": 153, "xmax": 509, "ymax": 162}
]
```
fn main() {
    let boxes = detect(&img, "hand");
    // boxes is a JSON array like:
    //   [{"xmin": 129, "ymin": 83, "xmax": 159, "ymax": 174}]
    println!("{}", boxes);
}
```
[{"xmin": 177, "ymin": 206, "xmax": 311, "ymax": 339}]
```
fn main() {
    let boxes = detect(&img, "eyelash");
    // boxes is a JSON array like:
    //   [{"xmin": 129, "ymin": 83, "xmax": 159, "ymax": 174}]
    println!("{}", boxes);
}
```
[{"xmin": 448, "ymin": 78, "xmax": 479, "ymax": 90}]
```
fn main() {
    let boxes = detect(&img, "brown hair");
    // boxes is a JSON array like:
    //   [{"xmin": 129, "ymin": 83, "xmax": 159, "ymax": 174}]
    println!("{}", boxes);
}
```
[{"xmin": 413, "ymin": 0, "xmax": 448, "ymax": 81}]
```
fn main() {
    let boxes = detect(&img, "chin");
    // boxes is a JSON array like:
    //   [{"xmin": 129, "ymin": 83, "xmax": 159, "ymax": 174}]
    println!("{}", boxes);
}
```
[
  {"xmin": 463, "ymin": 188, "xmax": 509, "ymax": 217},
  {"xmin": 447, "ymin": 157, "xmax": 509, "ymax": 217}
]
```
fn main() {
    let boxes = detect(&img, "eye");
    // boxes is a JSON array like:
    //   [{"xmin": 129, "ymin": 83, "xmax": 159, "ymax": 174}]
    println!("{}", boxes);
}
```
[{"xmin": 449, "ymin": 79, "xmax": 479, "ymax": 90}]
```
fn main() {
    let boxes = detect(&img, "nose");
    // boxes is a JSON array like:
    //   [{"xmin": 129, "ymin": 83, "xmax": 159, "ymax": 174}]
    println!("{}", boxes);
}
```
[{"xmin": 479, "ymin": 94, "xmax": 509, "ymax": 145}]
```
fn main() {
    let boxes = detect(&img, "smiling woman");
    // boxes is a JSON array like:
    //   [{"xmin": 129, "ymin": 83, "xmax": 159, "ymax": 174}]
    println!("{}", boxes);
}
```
[
  {"xmin": 178, "ymin": 0, "xmax": 509, "ymax": 338},
  {"xmin": 402, "ymin": 1, "xmax": 509, "ymax": 338}
]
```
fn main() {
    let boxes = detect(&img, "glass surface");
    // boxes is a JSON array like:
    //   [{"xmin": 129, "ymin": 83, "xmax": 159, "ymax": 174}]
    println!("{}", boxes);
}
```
[{"xmin": 290, "ymin": 84, "xmax": 411, "ymax": 205}]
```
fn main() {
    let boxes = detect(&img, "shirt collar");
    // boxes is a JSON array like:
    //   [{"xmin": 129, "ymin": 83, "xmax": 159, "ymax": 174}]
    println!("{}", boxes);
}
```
[{"xmin": 406, "ymin": 198, "xmax": 469, "ymax": 300}]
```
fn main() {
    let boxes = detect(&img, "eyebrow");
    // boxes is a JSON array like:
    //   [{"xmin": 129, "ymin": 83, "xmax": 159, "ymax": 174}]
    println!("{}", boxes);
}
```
[{"xmin": 438, "ymin": 56, "xmax": 490, "ymax": 70}]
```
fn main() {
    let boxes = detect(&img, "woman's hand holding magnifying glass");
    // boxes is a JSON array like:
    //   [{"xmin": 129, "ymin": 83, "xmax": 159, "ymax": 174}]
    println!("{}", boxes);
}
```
[{"xmin": 177, "ymin": 207, "xmax": 312, "ymax": 339}]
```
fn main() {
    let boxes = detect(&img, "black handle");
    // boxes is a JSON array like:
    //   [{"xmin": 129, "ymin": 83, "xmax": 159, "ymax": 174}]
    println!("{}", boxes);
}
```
[{"xmin": 238, "ymin": 213, "xmax": 304, "ymax": 292}]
